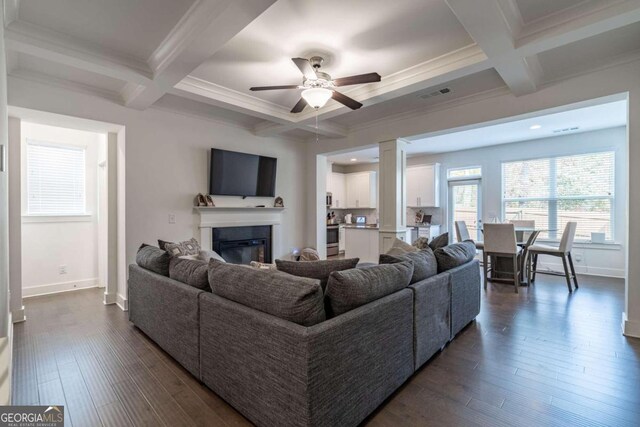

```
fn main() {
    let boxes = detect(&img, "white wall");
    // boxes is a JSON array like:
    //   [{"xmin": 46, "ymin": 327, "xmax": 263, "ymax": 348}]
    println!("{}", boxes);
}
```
[
  {"xmin": 20, "ymin": 122, "xmax": 105, "ymax": 297},
  {"xmin": 407, "ymin": 126, "xmax": 627, "ymax": 277},
  {"xmin": 0, "ymin": 6, "xmax": 13, "ymax": 405},
  {"xmin": 306, "ymin": 59, "xmax": 640, "ymax": 337},
  {"xmin": 8, "ymin": 77, "xmax": 308, "ymax": 306}
]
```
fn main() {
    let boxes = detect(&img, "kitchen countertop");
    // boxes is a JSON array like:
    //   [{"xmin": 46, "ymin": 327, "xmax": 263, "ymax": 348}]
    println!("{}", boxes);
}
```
[{"xmin": 343, "ymin": 224, "xmax": 379, "ymax": 229}]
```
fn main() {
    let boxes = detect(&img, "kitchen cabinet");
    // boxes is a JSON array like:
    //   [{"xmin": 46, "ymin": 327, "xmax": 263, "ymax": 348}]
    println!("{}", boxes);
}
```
[
  {"xmin": 409, "ymin": 225, "xmax": 442, "ymax": 243},
  {"xmin": 345, "ymin": 171, "xmax": 377, "ymax": 209},
  {"xmin": 327, "ymin": 172, "xmax": 346, "ymax": 208},
  {"xmin": 407, "ymin": 164, "xmax": 440, "ymax": 207}
]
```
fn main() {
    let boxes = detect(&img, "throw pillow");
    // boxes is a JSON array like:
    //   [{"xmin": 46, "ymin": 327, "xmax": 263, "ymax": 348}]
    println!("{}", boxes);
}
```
[
  {"xmin": 386, "ymin": 238, "xmax": 419, "ymax": 256},
  {"xmin": 325, "ymin": 261, "xmax": 414, "ymax": 316},
  {"xmin": 413, "ymin": 237, "xmax": 430, "ymax": 250},
  {"xmin": 198, "ymin": 249, "xmax": 226, "ymax": 263},
  {"xmin": 208, "ymin": 260, "xmax": 326, "ymax": 326},
  {"xmin": 434, "ymin": 240, "xmax": 476, "ymax": 272},
  {"xmin": 136, "ymin": 244, "xmax": 170, "ymax": 276},
  {"xmin": 379, "ymin": 248, "xmax": 437, "ymax": 284},
  {"xmin": 250, "ymin": 261, "xmax": 276, "ymax": 270},
  {"xmin": 164, "ymin": 238, "xmax": 200, "ymax": 257},
  {"xmin": 275, "ymin": 258, "xmax": 360, "ymax": 291},
  {"xmin": 299, "ymin": 247, "xmax": 320, "ymax": 261},
  {"xmin": 429, "ymin": 232, "xmax": 449, "ymax": 251},
  {"xmin": 169, "ymin": 257, "xmax": 210, "ymax": 290}
]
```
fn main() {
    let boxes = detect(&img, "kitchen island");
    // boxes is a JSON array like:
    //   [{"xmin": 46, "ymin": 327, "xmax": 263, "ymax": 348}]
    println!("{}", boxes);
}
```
[{"xmin": 344, "ymin": 225, "xmax": 379, "ymax": 263}]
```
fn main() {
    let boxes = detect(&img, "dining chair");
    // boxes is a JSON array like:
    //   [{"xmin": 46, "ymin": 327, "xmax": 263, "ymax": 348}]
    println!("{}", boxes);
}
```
[
  {"xmin": 483, "ymin": 223, "xmax": 520, "ymax": 293},
  {"xmin": 527, "ymin": 222, "xmax": 578, "ymax": 293},
  {"xmin": 455, "ymin": 220, "xmax": 484, "ymax": 250}
]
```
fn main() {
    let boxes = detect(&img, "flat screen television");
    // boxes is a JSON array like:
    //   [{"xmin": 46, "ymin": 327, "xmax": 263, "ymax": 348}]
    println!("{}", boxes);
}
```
[{"xmin": 209, "ymin": 148, "xmax": 277, "ymax": 197}]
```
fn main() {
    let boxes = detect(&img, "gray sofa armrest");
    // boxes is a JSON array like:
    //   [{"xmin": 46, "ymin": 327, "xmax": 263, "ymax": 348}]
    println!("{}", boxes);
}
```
[
  {"xmin": 409, "ymin": 272, "xmax": 451, "ymax": 370},
  {"xmin": 199, "ymin": 288, "xmax": 414, "ymax": 427},
  {"xmin": 128, "ymin": 264, "xmax": 203, "ymax": 377},
  {"xmin": 448, "ymin": 259, "xmax": 481, "ymax": 338}
]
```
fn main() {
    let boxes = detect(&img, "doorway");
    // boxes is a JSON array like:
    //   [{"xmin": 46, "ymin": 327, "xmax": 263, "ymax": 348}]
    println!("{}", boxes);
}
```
[{"xmin": 449, "ymin": 179, "xmax": 482, "ymax": 241}]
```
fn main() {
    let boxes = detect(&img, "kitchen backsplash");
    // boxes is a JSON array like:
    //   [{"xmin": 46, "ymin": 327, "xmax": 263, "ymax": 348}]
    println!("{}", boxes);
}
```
[
  {"xmin": 407, "ymin": 207, "xmax": 442, "ymax": 225},
  {"xmin": 326, "ymin": 208, "xmax": 378, "ymax": 224}
]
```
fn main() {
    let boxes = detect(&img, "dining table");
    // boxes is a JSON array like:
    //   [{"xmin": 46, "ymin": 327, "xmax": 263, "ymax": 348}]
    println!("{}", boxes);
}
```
[{"xmin": 480, "ymin": 226, "xmax": 558, "ymax": 285}]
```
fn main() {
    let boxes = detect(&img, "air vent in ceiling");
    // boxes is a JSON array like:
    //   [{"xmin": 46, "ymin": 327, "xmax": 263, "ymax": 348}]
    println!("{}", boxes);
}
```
[
  {"xmin": 552, "ymin": 126, "xmax": 580, "ymax": 134},
  {"xmin": 420, "ymin": 87, "xmax": 452, "ymax": 99}
]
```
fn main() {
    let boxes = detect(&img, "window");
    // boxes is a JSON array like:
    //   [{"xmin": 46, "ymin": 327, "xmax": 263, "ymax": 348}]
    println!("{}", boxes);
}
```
[
  {"xmin": 27, "ymin": 140, "xmax": 87, "ymax": 216},
  {"xmin": 448, "ymin": 166, "xmax": 482, "ymax": 180},
  {"xmin": 502, "ymin": 151, "xmax": 614, "ymax": 241}
]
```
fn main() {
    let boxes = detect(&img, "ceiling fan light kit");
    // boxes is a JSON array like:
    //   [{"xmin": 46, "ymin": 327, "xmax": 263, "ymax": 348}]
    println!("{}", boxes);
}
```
[
  {"xmin": 302, "ymin": 87, "xmax": 333, "ymax": 109},
  {"xmin": 249, "ymin": 56, "xmax": 381, "ymax": 113}
]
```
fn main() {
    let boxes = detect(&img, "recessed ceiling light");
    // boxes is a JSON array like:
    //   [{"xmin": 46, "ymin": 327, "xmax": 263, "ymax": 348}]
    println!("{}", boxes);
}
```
[
  {"xmin": 530, "ymin": 124, "xmax": 542, "ymax": 130},
  {"xmin": 350, "ymin": 158, "xmax": 357, "ymax": 162}
]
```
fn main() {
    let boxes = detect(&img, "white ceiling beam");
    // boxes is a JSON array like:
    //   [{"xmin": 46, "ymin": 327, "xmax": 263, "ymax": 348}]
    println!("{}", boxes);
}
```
[
  {"xmin": 516, "ymin": 0, "xmax": 640, "ymax": 56},
  {"xmin": 445, "ymin": 0, "xmax": 539, "ymax": 96},
  {"xmin": 4, "ymin": 20, "xmax": 152, "ymax": 85},
  {"xmin": 254, "ymin": 119, "xmax": 348, "ymax": 138},
  {"xmin": 122, "ymin": 0, "xmax": 277, "ymax": 110}
]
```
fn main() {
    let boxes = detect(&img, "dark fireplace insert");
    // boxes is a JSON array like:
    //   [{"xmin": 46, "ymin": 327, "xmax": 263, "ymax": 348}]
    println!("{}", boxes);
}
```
[{"xmin": 212, "ymin": 226, "xmax": 272, "ymax": 265}]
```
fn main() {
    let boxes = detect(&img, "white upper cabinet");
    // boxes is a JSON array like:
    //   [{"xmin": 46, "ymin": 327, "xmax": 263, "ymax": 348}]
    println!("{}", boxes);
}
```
[
  {"xmin": 327, "ymin": 172, "xmax": 346, "ymax": 208},
  {"xmin": 345, "ymin": 171, "xmax": 377, "ymax": 209},
  {"xmin": 407, "ymin": 164, "xmax": 440, "ymax": 207}
]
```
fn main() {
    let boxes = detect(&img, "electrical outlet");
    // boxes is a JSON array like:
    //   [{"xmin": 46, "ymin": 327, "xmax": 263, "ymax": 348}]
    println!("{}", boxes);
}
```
[
  {"xmin": 168, "ymin": 214, "xmax": 176, "ymax": 224},
  {"xmin": 574, "ymin": 253, "xmax": 583, "ymax": 263},
  {"xmin": 59, "ymin": 265, "xmax": 67, "ymax": 274}
]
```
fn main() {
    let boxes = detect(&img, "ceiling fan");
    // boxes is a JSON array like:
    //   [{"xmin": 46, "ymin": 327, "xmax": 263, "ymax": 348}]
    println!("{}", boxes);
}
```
[{"xmin": 250, "ymin": 56, "xmax": 381, "ymax": 113}]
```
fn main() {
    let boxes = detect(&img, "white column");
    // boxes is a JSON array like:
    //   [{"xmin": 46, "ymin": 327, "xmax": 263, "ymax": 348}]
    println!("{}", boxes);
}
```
[
  {"xmin": 378, "ymin": 139, "xmax": 408, "ymax": 254},
  {"xmin": 624, "ymin": 91, "xmax": 640, "ymax": 337}
]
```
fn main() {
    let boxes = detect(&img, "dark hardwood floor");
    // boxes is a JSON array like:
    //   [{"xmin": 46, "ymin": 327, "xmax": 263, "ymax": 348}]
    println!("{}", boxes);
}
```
[{"xmin": 12, "ymin": 274, "xmax": 640, "ymax": 426}]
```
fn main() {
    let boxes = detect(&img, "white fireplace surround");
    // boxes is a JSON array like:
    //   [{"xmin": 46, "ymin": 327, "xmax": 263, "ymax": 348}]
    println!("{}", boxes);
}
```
[{"xmin": 195, "ymin": 207, "xmax": 285, "ymax": 260}]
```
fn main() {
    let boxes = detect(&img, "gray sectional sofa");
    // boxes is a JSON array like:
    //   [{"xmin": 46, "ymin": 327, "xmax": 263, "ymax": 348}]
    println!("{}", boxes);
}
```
[{"xmin": 128, "ymin": 243, "xmax": 481, "ymax": 427}]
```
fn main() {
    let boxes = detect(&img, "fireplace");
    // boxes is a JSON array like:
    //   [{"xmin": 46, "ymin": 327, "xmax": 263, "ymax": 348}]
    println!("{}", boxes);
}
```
[{"xmin": 212, "ymin": 226, "xmax": 272, "ymax": 265}]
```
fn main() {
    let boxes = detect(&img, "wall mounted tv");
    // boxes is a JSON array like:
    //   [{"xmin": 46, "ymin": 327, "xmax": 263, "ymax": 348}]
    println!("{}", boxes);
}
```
[{"xmin": 209, "ymin": 148, "xmax": 277, "ymax": 198}]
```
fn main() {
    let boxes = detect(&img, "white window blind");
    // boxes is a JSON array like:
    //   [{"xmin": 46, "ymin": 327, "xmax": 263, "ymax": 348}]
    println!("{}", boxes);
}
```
[
  {"xmin": 27, "ymin": 140, "xmax": 87, "ymax": 216},
  {"xmin": 502, "ymin": 151, "xmax": 615, "ymax": 241}
]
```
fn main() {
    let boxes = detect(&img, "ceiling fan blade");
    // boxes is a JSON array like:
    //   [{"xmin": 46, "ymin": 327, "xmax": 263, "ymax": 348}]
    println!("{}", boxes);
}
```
[
  {"xmin": 332, "ymin": 91, "xmax": 363, "ymax": 110},
  {"xmin": 250, "ymin": 85, "xmax": 300, "ymax": 91},
  {"xmin": 333, "ymin": 72, "xmax": 381, "ymax": 87},
  {"xmin": 290, "ymin": 97, "xmax": 308, "ymax": 113},
  {"xmin": 292, "ymin": 58, "xmax": 318, "ymax": 80}
]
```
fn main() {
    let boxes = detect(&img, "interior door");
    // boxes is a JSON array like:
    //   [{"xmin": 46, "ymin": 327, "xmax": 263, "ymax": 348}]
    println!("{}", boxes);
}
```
[{"xmin": 449, "ymin": 179, "xmax": 481, "ymax": 241}]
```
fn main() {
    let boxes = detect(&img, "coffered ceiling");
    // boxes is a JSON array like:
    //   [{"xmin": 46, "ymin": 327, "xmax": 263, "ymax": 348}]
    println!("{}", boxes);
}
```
[{"xmin": 4, "ymin": 0, "xmax": 640, "ymax": 140}]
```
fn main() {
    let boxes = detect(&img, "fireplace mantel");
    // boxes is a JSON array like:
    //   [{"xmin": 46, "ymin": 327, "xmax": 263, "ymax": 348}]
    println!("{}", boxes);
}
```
[{"xmin": 194, "ymin": 206, "xmax": 285, "ymax": 258}]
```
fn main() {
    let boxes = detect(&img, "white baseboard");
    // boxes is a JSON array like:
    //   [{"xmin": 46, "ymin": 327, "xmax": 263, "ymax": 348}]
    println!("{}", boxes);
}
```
[
  {"xmin": 103, "ymin": 292, "xmax": 117, "ymax": 305},
  {"xmin": 23, "ymin": 278, "xmax": 99, "ymax": 298},
  {"xmin": 116, "ymin": 293, "xmax": 128, "ymax": 311},
  {"xmin": 622, "ymin": 312, "xmax": 640, "ymax": 338},
  {"xmin": 536, "ymin": 261, "xmax": 624, "ymax": 278},
  {"xmin": 11, "ymin": 306, "xmax": 25, "ymax": 323}
]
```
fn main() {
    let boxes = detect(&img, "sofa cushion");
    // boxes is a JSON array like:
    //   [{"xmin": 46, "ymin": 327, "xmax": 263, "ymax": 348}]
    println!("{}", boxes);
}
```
[
  {"xmin": 163, "ymin": 238, "xmax": 201, "ymax": 257},
  {"xmin": 325, "ymin": 261, "xmax": 413, "ymax": 316},
  {"xmin": 198, "ymin": 249, "xmax": 226, "ymax": 263},
  {"xmin": 169, "ymin": 257, "xmax": 210, "ymax": 290},
  {"xmin": 208, "ymin": 260, "xmax": 326, "ymax": 326},
  {"xmin": 379, "ymin": 248, "xmax": 437, "ymax": 284},
  {"xmin": 385, "ymin": 238, "xmax": 418, "ymax": 257},
  {"xmin": 275, "ymin": 258, "xmax": 360, "ymax": 291},
  {"xmin": 434, "ymin": 240, "xmax": 476, "ymax": 272},
  {"xmin": 136, "ymin": 244, "xmax": 170, "ymax": 276},
  {"xmin": 429, "ymin": 232, "xmax": 449, "ymax": 251}
]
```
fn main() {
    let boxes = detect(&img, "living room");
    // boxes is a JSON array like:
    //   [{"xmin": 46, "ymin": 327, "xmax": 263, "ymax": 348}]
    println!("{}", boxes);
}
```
[{"xmin": 1, "ymin": 0, "xmax": 639, "ymax": 426}]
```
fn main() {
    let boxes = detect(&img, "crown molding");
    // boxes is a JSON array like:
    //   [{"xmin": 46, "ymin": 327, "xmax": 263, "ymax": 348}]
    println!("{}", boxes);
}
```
[
  {"xmin": 8, "ymin": 69, "xmax": 123, "ymax": 103},
  {"xmin": 5, "ymin": 20, "xmax": 153, "ymax": 84},
  {"xmin": 148, "ymin": 0, "xmax": 233, "ymax": 75},
  {"xmin": 175, "ymin": 75, "xmax": 294, "ymax": 122}
]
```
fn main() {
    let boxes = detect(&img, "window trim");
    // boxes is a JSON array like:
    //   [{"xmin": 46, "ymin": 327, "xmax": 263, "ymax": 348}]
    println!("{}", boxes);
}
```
[
  {"xmin": 447, "ymin": 165, "xmax": 482, "ymax": 181},
  {"xmin": 25, "ymin": 138, "xmax": 90, "ymax": 218},
  {"xmin": 501, "ymin": 150, "xmax": 616, "ymax": 243}
]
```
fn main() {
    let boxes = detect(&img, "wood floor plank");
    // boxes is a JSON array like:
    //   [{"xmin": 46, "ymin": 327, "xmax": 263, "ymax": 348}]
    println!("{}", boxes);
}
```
[{"xmin": 13, "ymin": 273, "xmax": 640, "ymax": 427}]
